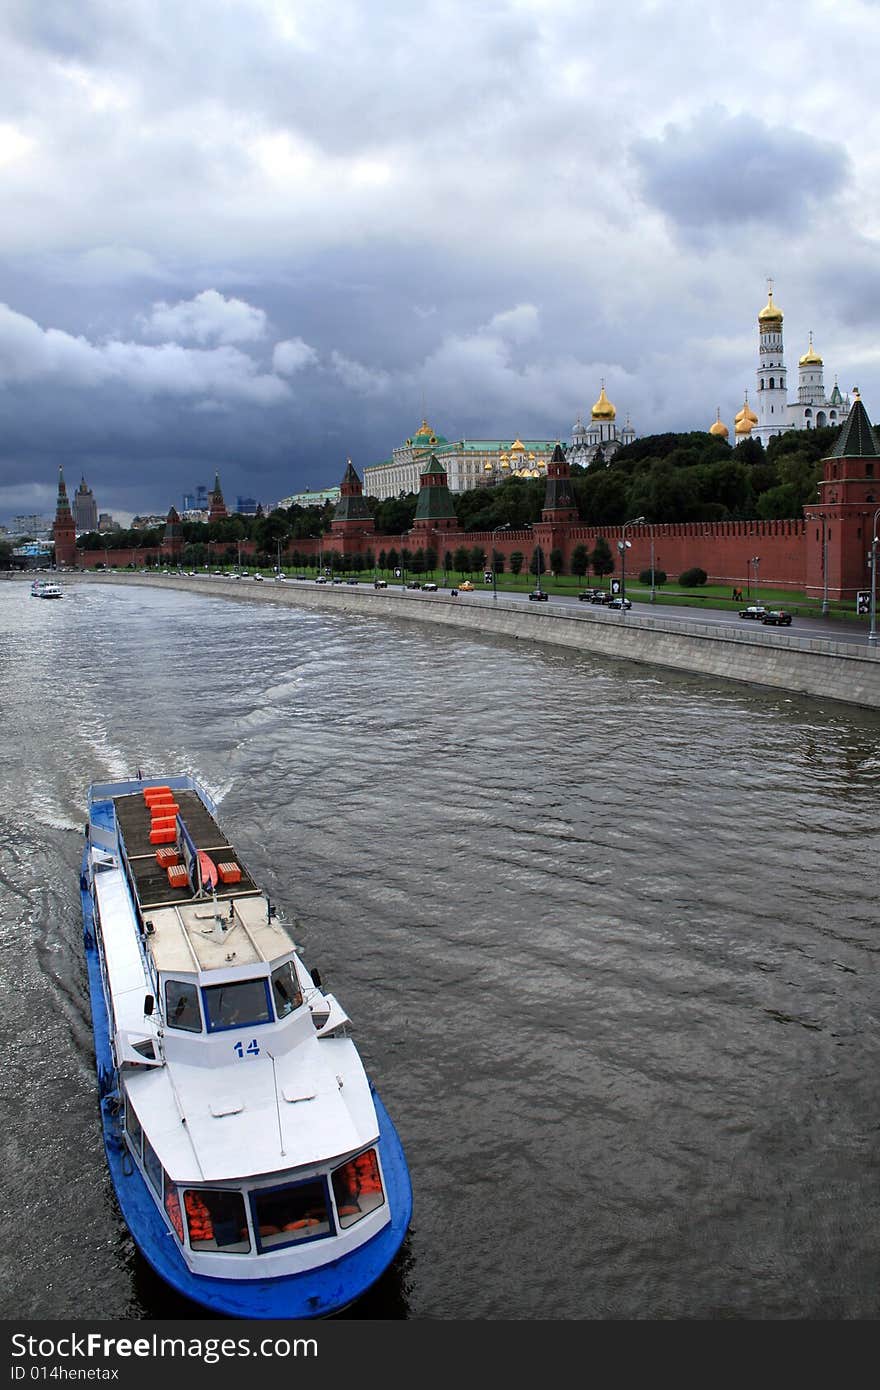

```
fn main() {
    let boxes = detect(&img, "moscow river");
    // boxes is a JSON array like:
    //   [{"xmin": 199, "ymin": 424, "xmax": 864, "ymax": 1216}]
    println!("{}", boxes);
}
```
[{"xmin": 1, "ymin": 576, "xmax": 879, "ymax": 1320}]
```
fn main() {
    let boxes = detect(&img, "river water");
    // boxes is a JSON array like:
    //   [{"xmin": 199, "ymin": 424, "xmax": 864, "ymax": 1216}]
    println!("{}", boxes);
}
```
[{"xmin": 1, "ymin": 576, "xmax": 878, "ymax": 1321}]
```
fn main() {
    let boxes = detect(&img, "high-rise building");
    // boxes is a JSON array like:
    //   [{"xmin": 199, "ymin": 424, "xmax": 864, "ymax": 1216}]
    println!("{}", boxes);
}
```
[{"xmin": 73, "ymin": 475, "xmax": 98, "ymax": 532}]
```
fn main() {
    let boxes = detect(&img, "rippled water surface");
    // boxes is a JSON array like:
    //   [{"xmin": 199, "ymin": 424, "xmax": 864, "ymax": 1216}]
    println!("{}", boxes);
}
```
[{"xmin": 1, "ymin": 576, "xmax": 879, "ymax": 1320}]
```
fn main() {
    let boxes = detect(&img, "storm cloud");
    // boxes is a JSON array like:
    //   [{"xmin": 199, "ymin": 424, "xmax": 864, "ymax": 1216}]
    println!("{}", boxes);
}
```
[{"xmin": 0, "ymin": 0, "xmax": 878, "ymax": 522}]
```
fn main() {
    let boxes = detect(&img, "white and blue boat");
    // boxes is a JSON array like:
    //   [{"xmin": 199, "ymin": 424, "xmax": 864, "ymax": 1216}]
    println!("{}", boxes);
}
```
[{"xmin": 81, "ymin": 774, "xmax": 412, "ymax": 1318}]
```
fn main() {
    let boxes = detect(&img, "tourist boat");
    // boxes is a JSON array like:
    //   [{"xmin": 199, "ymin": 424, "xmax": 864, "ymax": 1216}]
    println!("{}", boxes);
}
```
[
  {"xmin": 31, "ymin": 577, "xmax": 62, "ymax": 597},
  {"xmin": 80, "ymin": 774, "xmax": 412, "ymax": 1318}
]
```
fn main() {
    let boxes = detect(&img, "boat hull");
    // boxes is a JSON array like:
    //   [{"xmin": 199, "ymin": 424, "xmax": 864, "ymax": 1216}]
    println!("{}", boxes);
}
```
[{"xmin": 81, "ymin": 824, "xmax": 412, "ymax": 1319}]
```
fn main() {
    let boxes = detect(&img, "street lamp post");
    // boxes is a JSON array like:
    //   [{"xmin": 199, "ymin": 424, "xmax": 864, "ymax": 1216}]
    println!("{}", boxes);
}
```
[
  {"xmin": 750, "ymin": 555, "xmax": 760, "ymax": 602},
  {"xmin": 648, "ymin": 522, "xmax": 656, "ymax": 602},
  {"xmin": 491, "ymin": 523, "xmax": 510, "ymax": 601},
  {"xmin": 807, "ymin": 514, "xmax": 829, "ymax": 615},
  {"xmin": 870, "ymin": 507, "xmax": 880, "ymax": 643},
  {"xmin": 617, "ymin": 515, "xmax": 645, "ymax": 615}
]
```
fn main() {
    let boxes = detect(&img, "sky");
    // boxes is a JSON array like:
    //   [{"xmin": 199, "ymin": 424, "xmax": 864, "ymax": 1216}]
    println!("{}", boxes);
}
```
[{"xmin": 2, "ymin": 0, "xmax": 880, "ymax": 524}]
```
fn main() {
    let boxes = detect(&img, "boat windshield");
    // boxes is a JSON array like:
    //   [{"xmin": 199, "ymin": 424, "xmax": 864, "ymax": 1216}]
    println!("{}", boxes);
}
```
[
  {"xmin": 271, "ymin": 960, "xmax": 303, "ymax": 1018},
  {"xmin": 202, "ymin": 979, "xmax": 271, "ymax": 1032}
]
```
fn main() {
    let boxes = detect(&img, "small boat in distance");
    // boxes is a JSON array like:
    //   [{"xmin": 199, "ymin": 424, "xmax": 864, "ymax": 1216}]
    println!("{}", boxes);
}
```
[
  {"xmin": 31, "ymin": 577, "xmax": 63, "ymax": 598},
  {"xmin": 81, "ymin": 774, "xmax": 412, "ymax": 1318}
]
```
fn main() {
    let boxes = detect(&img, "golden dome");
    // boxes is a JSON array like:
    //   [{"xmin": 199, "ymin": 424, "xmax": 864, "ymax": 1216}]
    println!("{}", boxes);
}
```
[
  {"xmin": 591, "ymin": 383, "xmax": 616, "ymax": 420},
  {"xmin": 734, "ymin": 393, "xmax": 758, "ymax": 425},
  {"xmin": 758, "ymin": 288, "xmax": 783, "ymax": 325},
  {"xmin": 735, "ymin": 414, "xmax": 753, "ymax": 436},
  {"xmin": 799, "ymin": 333, "xmax": 823, "ymax": 367},
  {"xmin": 709, "ymin": 409, "xmax": 729, "ymax": 439},
  {"xmin": 510, "ymin": 437, "xmax": 526, "ymax": 453},
  {"xmin": 499, "ymin": 452, "xmax": 510, "ymax": 469}
]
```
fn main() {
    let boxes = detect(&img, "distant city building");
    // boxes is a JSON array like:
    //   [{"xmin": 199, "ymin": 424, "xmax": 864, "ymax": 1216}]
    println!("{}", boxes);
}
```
[
  {"xmin": 11, "ymin": 514, "xmax": 51, "ymax": 538},
  {"xmin": 182, "ymin": 484, "xmax": 209, "ymax": 511},
  {"xmin": 276, "ymin": 486, "xmax": 341, "ymax": 509},
  {"xmin": 363, "ymin": 419, "xmax": 558, "ymax": 500},
  {"xmin": 73, "ymin": 475, "xmax": 98, "ymax": 532},
  {"xmin": 12, "ymin": 541, "xmax": 53, "ymax": 567},
  {"xmin": 569, "ymin": 383, "xmax": 636, "ymax": 466},
  {"xmin": 235, "ymin": 495, "xmax": 258, "ymax": 515},
  {"xmin": 131, "ymin": 514, "xmax": 168, "ymax": 530},
  {"xmin": 97, "ymin": 512, "xmax": 120, "ymax": 531}
]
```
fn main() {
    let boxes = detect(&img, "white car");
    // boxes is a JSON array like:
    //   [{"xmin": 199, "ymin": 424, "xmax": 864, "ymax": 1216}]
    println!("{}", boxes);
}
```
[{"xmin": 422, "ymin": 582, "xmax": 438, "ymax": 591}]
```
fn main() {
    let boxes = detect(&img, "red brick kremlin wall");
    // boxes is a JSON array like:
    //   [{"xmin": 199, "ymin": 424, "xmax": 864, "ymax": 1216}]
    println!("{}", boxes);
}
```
[{"xmin": 69, "ymin": 518, "xmax": 807, "ymax": 592}]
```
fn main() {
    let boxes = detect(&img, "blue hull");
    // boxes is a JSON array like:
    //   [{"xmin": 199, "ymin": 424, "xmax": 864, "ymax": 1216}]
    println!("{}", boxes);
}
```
[{"xmin": 81, "ymin": 833, "xmax": 413, "ymax": 1319}]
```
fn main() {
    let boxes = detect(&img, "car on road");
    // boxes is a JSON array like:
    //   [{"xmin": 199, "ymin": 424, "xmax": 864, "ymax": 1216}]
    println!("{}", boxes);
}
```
[
  {"xmin": 346, "ymin": 577, "xmax": 359, "ymax": 584},
  {"xmin": 253, "ymin": 573, "xmax": 264, "ymax": 581},
  {"xmin": 590, "ymin": 591, "xmax": 612, "ymax": 604},
  {"xmin": 761, "ymin": 609, "xmax": 793, "ymax": 626},
  {"xmin": 405, "ymin": 580, "xmax": 421, "ymax": 589},
  {"xmin": 295, "ymin": 574, "xmax": 308, "ymax": 580},
  {"xmin": 315, "ymin": 575, "xmax": 328, "ymax": 583},
  {"xmin": 738, "ymin": 605, "xmax": 767, "ymax": 619},
  {"xmin": 607, "ymin": 597, "xmax": 632, "ymax": 610},
  {"xmin": 578, "ymin": 589, "xmax": 602, "ymax": 602},
  {"xmin": 459, "ymin": 581, "xmax": 475, "ymax": 591},
  {"xmin": 528, "ymin": 589, "xmax": 548, "ymax": 602},
  {"xmin": 422, "ymin": 581, "xmax": 438, "ymax": 591},
  {"xmin": 374, "ymin": 579, "xmax": 388, "ymax": 588}
]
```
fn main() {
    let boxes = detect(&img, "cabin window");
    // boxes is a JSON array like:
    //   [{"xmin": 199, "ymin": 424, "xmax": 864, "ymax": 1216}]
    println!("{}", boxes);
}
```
[
  {"xmin": 251, "ymin": 1178, "xmax": 332, "ymax": 1249},
  {"xmin": 125, "ymin": 1096, "xmax": 142, "ymax": 1157},
  {"xmin": 202, "ymin": 978, "xmax": 271, "ymax": 1032},
  {"xmin": 143, "ymin": 1135, "xmax": 163, "ymax": 1196},
  {"xmin": 184, "ymin": 1188, "xmax": 251, "ymax": 1253},
  {"xmin": 164, "ymin": 1180, "xmax": 184, "ymax": 1242},
  {"xmin": 165, "ymin": 979, "xmax": 201, "ymax": 1032},
  {"xmin": 332, "ymin": 1147, "xmax": 386, "ymax": 1229},
  {"xmin": 271, "ymin": 961, "xmax": 303, "ymax": 1019}
]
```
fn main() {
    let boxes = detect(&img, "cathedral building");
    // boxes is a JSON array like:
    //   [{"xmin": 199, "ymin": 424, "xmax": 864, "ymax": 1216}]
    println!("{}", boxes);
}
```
[
  {"xmin": 568, "ymin": 383, "xmax": 636, "ymax": 466},
  {"xmin": 708, "ymin": 286, "xmax": 851, "ymax": 444}
]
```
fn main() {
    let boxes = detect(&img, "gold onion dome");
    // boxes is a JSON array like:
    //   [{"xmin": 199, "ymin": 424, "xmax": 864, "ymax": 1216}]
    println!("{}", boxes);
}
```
[
  {"xmin": 709, "ymin": 409, "xmax": 729, "ymax": 439},
  {"xmin": 799, "ymin": 333, "xmax": 823, "ymax": 367},
  {"xmin": 758, "ymin": 289, "xmax": 783, "ymax": 326},
  {"xmin": 734, "ymin": 393, "xmax": 758, "ymax": 425},
  {"xmin": 510, "ymin": 437, "xmax": 526, "ymax": 453},
  {"xmin": 591, "ymin": 383, "xmax": 616, "ymax": 420}
]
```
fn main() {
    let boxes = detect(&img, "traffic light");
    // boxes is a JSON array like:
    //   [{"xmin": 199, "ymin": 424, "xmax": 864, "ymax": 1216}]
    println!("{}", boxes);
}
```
[
  {"xmin": 484, "ymin": 571, "xmax": 493, "ymax": 584},
  {"xmin": 857, "ymin": 590, "xmax": 870, "ymax": 615}
]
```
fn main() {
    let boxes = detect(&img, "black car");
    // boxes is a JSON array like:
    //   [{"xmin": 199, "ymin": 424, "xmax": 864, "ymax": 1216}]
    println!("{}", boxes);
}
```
[
  {"xmin": 406, "ymin": 581, "xmax": 421, "ymax": 589},
  {"xmin": 590, "ymin": 591, "xmax": 612, "ymax": 604},
  {"xmin": 578, "ymin": 589, "xmax": 601, "ymax": 602},
  {"xmin": 607, "ymin": 597, "xmax": 632, "ymax": 610},
  {"xmin": 761, "ymin": 609, "xmax": 792, "ymax": 626},
  {"xmin": 738, "ymin": 605, "xmax": 766, "ymax": 619},
  {"xmin": 528, "ymin": 590, "xmax": 548, "ymax": 602}
]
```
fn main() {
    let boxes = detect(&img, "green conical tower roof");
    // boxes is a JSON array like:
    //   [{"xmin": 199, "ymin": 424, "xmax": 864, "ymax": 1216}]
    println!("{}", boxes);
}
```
[
  {"xmin": 828, "ymin": 394, "xmax": 879, "ymax": 458},
  {"xmin": 414, "ymin": 455, "xmax": 457, "ymax": 521}
]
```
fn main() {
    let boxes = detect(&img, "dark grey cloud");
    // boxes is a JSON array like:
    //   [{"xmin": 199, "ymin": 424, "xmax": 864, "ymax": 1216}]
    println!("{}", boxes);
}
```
[{"xmin": 632, "ymin": 108, "xmax": 849, "ymax": 237}]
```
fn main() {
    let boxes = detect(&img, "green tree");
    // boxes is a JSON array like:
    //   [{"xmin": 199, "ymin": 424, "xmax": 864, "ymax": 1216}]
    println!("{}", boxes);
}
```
[
  {"xmin": 530, "ymin": 545, "xmax": 546, "ymax": 577},
  {"xmin": 570, "ymin": 543, "xmax": 590, "ymax": 579},
  {"xmin": 453, "ymin": 545, "xmax": 470, "ymax": 574},
  {"xmin": 509, "ymin": 551, "xmax": 524, "ymax": 576},
  {"xmin": 591, "ymin": 536, "xmax": 614, "ymax": 581},
  {"xmin": 550, "ymin": 546, "xmax": 564, "ymax": 575}
]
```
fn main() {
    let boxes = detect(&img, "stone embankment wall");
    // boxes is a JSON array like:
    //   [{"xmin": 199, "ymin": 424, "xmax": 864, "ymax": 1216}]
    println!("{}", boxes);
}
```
[{"xmin": 76, "ymin": 574, "xmax": 880, "ymax": 711}]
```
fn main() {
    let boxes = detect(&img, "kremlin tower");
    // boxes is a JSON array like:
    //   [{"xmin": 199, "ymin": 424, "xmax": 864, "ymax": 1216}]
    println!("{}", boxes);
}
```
[{"xmin": 52, "ymin": 466, "xmax": 77, "ymax": 567}]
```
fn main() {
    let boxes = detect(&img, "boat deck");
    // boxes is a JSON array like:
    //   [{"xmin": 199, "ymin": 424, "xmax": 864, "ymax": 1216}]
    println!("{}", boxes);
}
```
[{"xmin": 114, "ymin": 790, "xmax": 260, "ymax": 910}]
